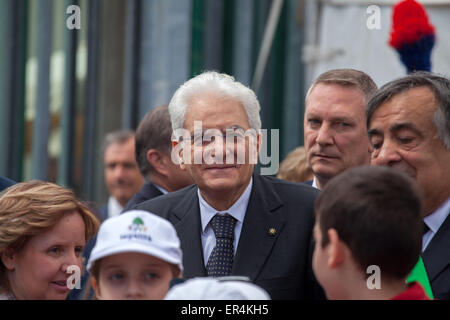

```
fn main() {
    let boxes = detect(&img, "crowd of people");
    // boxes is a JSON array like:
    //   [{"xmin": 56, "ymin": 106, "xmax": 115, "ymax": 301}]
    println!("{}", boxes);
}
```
[{"xmin": 0, "ymin": 69, "xmax": 449, "ymax": 300}]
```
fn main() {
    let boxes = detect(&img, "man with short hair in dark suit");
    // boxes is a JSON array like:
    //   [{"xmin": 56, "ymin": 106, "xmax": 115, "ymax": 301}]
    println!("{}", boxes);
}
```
[
  {"xmin": 124, "ymin": 105, "xmax": 193, "ymax": 211},
  {"xmin": 303, "ymin": 69, "xmax": 377, "ymax": 189},
  {"xmin": 101, "ymin": 130, "xmax": 144, "ymax": 221},
  {"xmin": 135, "ymin": 71, "xmax": 324, "ymax": 300},
  {"xmin": 367, "ymin": 72, "xmax": 450, "ymax": 300}
]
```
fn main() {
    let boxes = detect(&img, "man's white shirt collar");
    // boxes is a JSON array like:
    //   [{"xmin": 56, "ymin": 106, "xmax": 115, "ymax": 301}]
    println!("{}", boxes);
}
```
[
  {"xmin": 107, "ymin": 196, "xmax": 124, "ymax": 219},
  {"xmin": 312, "ymin": 176, "xmax": 319, "ymax": 189},
  {"xmin": 198, "ymin": 177, "xmax": 253, "ymax": 232},
  {"xmin": 154, "ymin": 184, "xmax": 168, "ymax": 195},
  {"xmin": 423, "ymin": 197, "xmax": 450, "ymax": 251}
]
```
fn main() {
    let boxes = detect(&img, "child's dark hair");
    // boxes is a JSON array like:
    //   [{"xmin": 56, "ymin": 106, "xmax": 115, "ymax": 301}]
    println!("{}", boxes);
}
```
[{"xmin": 315, "ymin": 166, "xmax": 423, "ymax": 280}]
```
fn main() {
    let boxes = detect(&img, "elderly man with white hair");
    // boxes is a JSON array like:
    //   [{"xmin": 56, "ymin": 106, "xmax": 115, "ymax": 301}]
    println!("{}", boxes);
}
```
[{"xmin": 135, "ymin": 71, "xmax": 324, "ymax": 300}]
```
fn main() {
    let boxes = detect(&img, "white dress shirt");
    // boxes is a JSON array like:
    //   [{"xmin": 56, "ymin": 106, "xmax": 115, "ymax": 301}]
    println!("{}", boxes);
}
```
[
  {"xmin": 312, "ymin": 176, "xmax": 319, "ymax": 189},
  {"xmin": 107, "ymin": 196, "xmax": 124, "ymax": 219},
  {"xmin": 422, "ymin": 197, "xmax": 450, "ymax": 252},
  {"xmin": 199, "ymin": 177, "xmax": 253, "ymax": 266}
]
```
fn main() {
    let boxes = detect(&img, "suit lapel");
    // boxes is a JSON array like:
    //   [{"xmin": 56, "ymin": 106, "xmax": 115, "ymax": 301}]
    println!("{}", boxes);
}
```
[
  {"xmin": 100, "ymin": 205, "xmax": 108, "ymax": 222},
  {"xmin": 148, "ymin": 182, "xmax": 164, "ymax": 198},
  {"xmin": 171, "ymin": 186, "xmax": 207, "ymax": 278},
  {"xmin": 232, "ymin": 174, "xmax": 285, "ymax": 280},
  {"xmin": 422, "ymin": 212, "xmax": 450, "ymax": 282}
]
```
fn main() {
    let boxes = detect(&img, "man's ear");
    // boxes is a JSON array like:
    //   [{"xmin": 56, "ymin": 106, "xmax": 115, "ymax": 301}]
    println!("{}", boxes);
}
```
[
  {"xmin": 257, "ymin": 132, "xmax": 262, "ymax": 155},
  {"xmin": 172, "ymin": 140, "xmax": 186, "ymax": 170},
  {"xmin": 1, "ymin": 248, "xmax": 17, "ymax": 271},
  {"xmin": 90, "ymin": 277, "xmax": 102, "ymax": 300},
  {"xmin": 147, "ymin": 149, "xmax": 167, "ymax": 176},
  {"xmin": 327, "ymin": 228, "xmax": 344, "ymax": 269}
]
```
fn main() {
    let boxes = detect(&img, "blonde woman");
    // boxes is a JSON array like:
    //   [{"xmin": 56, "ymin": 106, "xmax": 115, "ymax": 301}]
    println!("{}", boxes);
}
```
[
  {"xmin": 277, "ymin": 146, "xmax": 314, "ymax": 183},
  {"xmin": 0, "ymin": 181, "xmax": 99, "ymax": 300}
]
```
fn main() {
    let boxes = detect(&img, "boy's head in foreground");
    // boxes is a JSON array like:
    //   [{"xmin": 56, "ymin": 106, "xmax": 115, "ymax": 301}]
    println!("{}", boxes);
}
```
[
  {"xmin": 87, "ymin": 210, "xmax": 183, "ymax": 300},
  {"xmin": 313, "ymin": 166, "xmax": 423, "ymax": 300},
  {"xmin": 165, "ymin": 276, "xmax": 271, "ymax": 300}
]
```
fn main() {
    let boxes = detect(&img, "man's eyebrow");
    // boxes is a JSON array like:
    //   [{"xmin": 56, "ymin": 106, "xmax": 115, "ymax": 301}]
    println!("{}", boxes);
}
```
[
  {"xmin": 226, "ymin": 125, "xmax": 244, "ymax": 130},
  {"xmin": 390, "ymin": 122, "xmax": 424, "ymax": 137},
  {"xmin": 305, "ymin": 112, "xmax": 320, "ymax": 118},
  {"xmin": 200, "ymin": 125, "xmax": 245, "ymax": 133},
  {"xmin": 330, "ymin": 116, "xmax": 355, "ymax": 123}
]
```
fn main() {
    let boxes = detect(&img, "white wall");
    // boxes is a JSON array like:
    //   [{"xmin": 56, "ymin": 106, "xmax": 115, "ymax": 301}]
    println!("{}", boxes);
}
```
[{"xmin": 305, "ymin": 2, "xmax": 450, "ymax": 88}]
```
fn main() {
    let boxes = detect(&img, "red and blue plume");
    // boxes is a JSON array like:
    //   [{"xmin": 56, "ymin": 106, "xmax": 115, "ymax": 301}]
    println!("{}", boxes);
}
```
[{"xmin": 389, "ymin": 0, "xmax": 436, "ymax": 73}]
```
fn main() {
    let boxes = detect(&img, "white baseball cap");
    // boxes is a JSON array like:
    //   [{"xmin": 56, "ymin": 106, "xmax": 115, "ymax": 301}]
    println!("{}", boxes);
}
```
[
  {"xmin": 164, "ymin": 276, "xmax": 271, "ymax": 300},
  {"xmin": 87, "ymin": 210, "xmax": 183, "ymax": 273}
]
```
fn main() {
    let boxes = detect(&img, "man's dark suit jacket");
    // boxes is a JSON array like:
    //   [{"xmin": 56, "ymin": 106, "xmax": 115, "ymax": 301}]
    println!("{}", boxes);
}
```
[
  {"xmin": 303, "ymin": 180, "xmax": 313, "ymax": 186},
  {"xmin": 123, "ymin": 181, "xmax": 164, "ymax": 212},
  {"xmin": 423, "ymin": 209, "xmax": 450, "ymax": 300},
  {"xmin": 0, "ymin": 176, "xmax": 15, "ymax": 192},
  {"xmin": 98, "ymin": 205, "xmax": 108, "ymax": 222},
  {"xmin": 135, "ymin": 173, "xmax": 324, "ymax": 300}
]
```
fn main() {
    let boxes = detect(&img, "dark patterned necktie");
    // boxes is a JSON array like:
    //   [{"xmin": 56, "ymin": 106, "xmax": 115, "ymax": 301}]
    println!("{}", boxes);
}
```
[{"xmin": 206, "ymin": 213, "xmax": 237, "ymax": 277}]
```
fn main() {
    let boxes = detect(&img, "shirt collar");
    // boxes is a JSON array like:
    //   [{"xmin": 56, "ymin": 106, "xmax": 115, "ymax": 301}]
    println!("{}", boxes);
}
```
[
  {"xmin": 424, "ymin": 197, "xmax": 450, "ymax": 234},
  {"xmin": 312, "ymin": 176, "xmax": 319, "ymax": 189},
  {"xmin": 108, "ymin": 196, "xmax": 124, "ymax": 218},
  {"xmin": 199, "ymin": 177, "xmax": 253, "ymax": 232},
  {"xmin": 153, "ymin": 183, "xmax": 168, "ymax": 195}
]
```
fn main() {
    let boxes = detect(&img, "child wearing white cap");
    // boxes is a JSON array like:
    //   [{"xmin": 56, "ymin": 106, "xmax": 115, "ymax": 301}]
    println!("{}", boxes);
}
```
[
  {"xmin": 165, "ymin": 276, "xmax": 271, "ymax": 300},
  {"xmin": 87, "ymin": 210, "xmax": 183, "ymax": 300}
]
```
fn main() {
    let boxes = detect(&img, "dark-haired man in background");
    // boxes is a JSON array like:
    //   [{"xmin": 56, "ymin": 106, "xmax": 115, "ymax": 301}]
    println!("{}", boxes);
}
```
[
  {"xmin": 101, "ymin": 130, "xmax": 144, "ymax": 220},
  {"xmin": 367, "ymin": 72, "xmax": 450, "ymax": 300},
  {"xmin": 124, "ymin": 105, "xmax": 193, "ymax": 210}
]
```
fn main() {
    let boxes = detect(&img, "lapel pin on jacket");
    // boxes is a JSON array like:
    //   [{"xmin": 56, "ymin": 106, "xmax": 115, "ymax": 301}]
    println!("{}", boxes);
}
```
[{"xmin": 268, "ymin": 228, "xmax": 276, "ymax": 236}]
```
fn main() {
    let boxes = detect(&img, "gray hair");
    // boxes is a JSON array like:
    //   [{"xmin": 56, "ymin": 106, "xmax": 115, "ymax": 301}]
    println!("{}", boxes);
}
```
[
  {"xmin": 168, "ymin": 71, "xmax": 261, "ymax": 131},
  {"xmin": 305, "ymin": 69, "xmax": 378, "ymax": 104},
  {"xmin": 103, "ymin": 130, "xmax": 135, "ymax": 155},
  {"xmin": 367, "ymin": 72, "xmax": 450, "ymax": 149}
]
